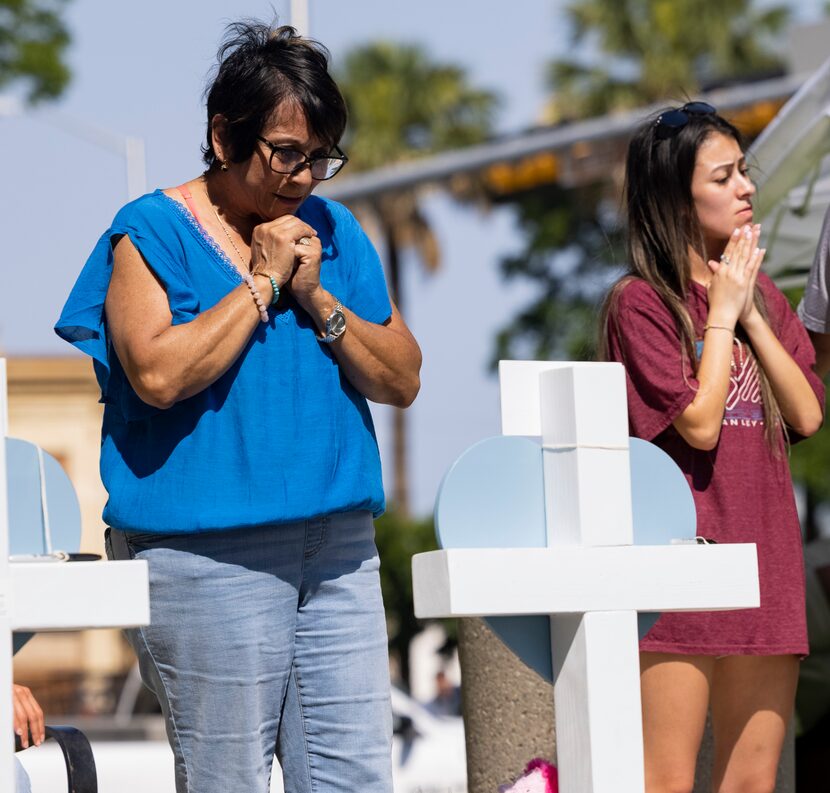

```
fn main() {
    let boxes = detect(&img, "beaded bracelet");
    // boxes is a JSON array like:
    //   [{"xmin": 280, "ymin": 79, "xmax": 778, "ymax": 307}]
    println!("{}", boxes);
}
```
[
  {"xmin": 242, "ymin": 272, "xmax": 269, "ymax": 323},
  {"xmin": 265, "ymin": 274, "xmax": 280, "ymax": 306},
  {"xmin": 252, "ymin": 272, "xmax": 280, "ymax": 306}
]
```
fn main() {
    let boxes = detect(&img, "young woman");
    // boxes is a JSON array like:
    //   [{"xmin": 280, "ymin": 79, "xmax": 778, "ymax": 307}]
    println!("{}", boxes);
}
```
[{"xmin": 601, "ymin": 103, "xmax": 824, "ymax": 793}]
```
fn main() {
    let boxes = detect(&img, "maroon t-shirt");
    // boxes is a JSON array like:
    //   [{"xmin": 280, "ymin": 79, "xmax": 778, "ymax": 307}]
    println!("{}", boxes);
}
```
[{"xmin": 606, "ymin": 273, "xmax": 824, "ymax": 655}]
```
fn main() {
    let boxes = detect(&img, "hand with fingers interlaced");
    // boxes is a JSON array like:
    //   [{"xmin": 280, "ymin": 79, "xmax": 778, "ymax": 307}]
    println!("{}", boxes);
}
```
[
  {"xmin": 249, "ymin": 216, "xmax": 318, "ymax": 286},
  {"xmin": 288, "ymin": 234, "xmax": 324, "ymax": 310}
]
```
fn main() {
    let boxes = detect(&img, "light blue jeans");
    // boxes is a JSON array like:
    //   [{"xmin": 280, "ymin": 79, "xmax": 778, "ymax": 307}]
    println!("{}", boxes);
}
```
[{"xmin": 106, "ymin": 511, "xmax": 393, "ymax": 793}]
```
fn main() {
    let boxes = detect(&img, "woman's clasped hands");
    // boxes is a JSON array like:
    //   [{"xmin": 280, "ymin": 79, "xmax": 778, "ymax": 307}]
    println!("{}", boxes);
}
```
[
  {"xmin": 250, "ymin": 215, "xmax": 323, "ymax": 307},
  {"xmin": 706, "ymin": 223, "xmax": 766, "ymax": 329}
]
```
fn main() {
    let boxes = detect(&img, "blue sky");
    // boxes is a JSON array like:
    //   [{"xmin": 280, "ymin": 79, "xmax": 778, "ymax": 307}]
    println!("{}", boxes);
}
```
[{"xmin": 1, "ymin": 0, "xmax": 824, "ymax": 515}]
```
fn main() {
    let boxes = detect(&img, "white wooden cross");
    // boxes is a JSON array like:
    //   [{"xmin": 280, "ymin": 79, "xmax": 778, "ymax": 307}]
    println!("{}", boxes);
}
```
[
  {"xmin": 412, "ymin": 361, "xmax": 759, "ymax": 793},
  {"xmin": 0, "ymin": 358, "xmax": 150, "ymax": 792}
]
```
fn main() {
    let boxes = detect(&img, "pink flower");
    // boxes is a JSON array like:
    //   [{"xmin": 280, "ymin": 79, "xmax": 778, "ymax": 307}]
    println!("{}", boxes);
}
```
[
  {"xmin": 499, "ymin": 758, "xmax": 558, "ymax": 793},
  {"xmin": 525, "ymin": 758, "xmax": 558, "ymax": 792}
]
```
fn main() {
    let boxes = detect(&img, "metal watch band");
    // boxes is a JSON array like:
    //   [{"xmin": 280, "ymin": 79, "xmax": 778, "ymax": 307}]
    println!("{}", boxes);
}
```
[{"xmin": 319, "ymin": 300, "xmax": 346, "ymax": 344}]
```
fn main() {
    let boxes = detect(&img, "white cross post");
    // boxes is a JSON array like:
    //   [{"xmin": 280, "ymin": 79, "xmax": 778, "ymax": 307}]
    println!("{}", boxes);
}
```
[
  {"xmin": 412, "ymin": 362, "xmax": 759, "ymax": 793},
  {"xmin": 0, "ymin": 358, "xmax": 150, "ymax": 791}
]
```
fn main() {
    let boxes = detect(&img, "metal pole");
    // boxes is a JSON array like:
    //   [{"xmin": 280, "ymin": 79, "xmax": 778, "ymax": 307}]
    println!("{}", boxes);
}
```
[
  {"xmin": 125, "ymin": 137, "xmax": 147, "ymax": 201},
  {"xmin": 291, "ymin": 0, "xmax": 309, "ymax": 36},
  {"xmin": 0, "ymin": 95, "xmax": 147, "ymax": 202},
  {"xmin": 0, "ymin": 359, "xmax": 14, "ymax": 793}
]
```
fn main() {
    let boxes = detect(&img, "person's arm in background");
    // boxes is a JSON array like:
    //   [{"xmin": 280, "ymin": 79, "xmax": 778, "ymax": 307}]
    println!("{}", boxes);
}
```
[
  {"xmin": 799, "ymin": 206, "xmax": 830, "ymax": 378},
  {"xmin": 12, "ymin": 684, "xmax": 44, "ymax": 749}
]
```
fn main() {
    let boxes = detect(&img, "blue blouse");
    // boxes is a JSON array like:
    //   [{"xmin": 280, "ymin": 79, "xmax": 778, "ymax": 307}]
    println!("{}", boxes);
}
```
[{"xmin": 56, "ymin": 191, "xmax": 391, "ymax": 533}]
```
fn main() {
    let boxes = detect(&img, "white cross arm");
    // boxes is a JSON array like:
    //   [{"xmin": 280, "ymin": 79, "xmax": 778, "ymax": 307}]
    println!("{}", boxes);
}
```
[
  {"xmin": 499, "ymin": 361, "xmax": 601, "ymax": 437},
  {"xmin": 9, "ymin": 560, "xmax": 149, "ymax": 631},
  {"xmin": 412, "ymin": 545, "xmax": 759, "ymax": 619}
]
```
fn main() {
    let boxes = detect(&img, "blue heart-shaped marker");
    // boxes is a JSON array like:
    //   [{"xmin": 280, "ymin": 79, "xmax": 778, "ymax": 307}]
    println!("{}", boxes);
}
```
[{"xmin": 434, "ymin": 435, "xmax": 696, "ymax": 681}]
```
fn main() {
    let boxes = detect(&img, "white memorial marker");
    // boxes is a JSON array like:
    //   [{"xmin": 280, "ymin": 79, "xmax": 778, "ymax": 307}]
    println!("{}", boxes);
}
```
[
  {"xmin": 412, "ymin": 361, "xmax": 759, "ymax": 793},
  {"xmin": 0, "ymin": 359, "xmax": 150, "ymax": 791}
]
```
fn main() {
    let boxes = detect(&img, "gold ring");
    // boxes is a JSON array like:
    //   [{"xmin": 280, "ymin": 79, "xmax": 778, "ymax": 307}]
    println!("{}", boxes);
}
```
[{"xmin": 297, "ymin": 236, "xmax": 312, "ymax": 246}]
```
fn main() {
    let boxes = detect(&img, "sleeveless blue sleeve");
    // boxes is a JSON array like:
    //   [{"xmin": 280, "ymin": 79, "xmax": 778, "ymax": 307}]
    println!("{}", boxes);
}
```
[{"xmin": 55, "ymin": 193, "xmax": 200, "ymax": 416}]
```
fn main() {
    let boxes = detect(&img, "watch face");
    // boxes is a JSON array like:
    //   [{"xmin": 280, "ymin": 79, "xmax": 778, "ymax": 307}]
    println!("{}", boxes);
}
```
[{"xmin": 329, "ymin": 310, "xmax": 346, "ymax": 337}]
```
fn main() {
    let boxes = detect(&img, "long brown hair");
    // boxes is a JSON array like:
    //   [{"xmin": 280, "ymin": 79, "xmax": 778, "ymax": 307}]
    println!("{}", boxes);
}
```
[{"xmin": 598, "ymin": 108, "xmax": 783, "ymax": 447}]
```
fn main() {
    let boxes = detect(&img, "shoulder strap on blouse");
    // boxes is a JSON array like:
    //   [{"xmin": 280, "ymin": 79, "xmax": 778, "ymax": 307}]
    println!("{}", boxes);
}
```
[{"xmin": 176, "ymin": 184, "xmax": 205, "ymax": 229}]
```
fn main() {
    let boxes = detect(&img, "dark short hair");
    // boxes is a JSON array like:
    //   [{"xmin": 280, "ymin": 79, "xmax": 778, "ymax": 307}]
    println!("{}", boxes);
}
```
[{"xmin": 202, "ymin": 21, "xmax": 347, "ymax": 168}]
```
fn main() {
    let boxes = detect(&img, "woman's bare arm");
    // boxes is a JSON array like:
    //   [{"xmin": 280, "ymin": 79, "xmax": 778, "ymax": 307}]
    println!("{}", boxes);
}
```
[
  {"xmin": 300, "ymin": 288, "xmax": 421, "ymax": 407},
  {"xmin": 105, "ymin": 235, "xmax": 266, "ymax": 408}
]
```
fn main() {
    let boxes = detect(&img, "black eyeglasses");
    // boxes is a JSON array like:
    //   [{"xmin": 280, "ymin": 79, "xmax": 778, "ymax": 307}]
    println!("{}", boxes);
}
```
[
  {"xmin": 654, "ymin": 102, "xmax": 717, "ymax": 140},
  {"xmin": 256, "ymin": 136, "xmax": 349, "ymax": 180}
]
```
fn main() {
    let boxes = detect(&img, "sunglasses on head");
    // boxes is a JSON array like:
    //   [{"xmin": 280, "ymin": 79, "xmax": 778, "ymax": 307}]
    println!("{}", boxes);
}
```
[{"xmin": 654, "ymin": 101, "xmax": 717, "ymax": 140}]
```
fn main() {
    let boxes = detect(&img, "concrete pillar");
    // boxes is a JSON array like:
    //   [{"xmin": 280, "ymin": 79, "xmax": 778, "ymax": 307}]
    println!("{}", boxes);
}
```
[
  {"xmin": 457, "ymin": 618, "xmax": 555, "ymax": 793},
  {"xmin": 457, "ymin": 616, "xmax": 796, "ymax": 793}
]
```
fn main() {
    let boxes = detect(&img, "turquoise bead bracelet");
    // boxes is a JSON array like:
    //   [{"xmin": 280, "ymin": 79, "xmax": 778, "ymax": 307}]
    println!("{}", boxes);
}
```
[{"xmin": 264, "ymin": 274, "xmax": 280, "ymax": 306}]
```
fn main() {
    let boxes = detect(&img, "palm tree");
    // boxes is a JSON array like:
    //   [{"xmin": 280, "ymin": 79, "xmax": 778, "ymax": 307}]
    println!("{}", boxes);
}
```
[
  {"xmin": 338, "ymin": 42, "xmax": 497, "ymax": 516},
  {"xmin": 545, "ymin": 0, "xmax": 789, "ymax": 122}
]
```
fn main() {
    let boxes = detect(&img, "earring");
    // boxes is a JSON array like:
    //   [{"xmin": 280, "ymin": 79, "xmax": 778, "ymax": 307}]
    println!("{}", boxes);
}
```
[{"xmin": 220, "ymin": 160, "xmax": 229, "ymax": 171}]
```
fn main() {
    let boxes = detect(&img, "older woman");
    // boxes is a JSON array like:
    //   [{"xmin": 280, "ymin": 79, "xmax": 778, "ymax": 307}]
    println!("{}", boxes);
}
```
[{"xmin": 56, "ymin": 22, "xmax": 420, "ymax": 793}]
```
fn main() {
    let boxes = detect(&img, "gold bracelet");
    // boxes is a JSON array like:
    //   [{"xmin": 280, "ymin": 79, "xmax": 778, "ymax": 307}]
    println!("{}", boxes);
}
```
[{"xmin": 703, "ymin": 324, "xmax": 734, "ymax": 335}]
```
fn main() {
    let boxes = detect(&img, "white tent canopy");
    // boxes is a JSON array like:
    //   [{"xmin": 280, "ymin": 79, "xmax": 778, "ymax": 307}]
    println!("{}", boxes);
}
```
[{"xmin": 749, "ymin": 56, "xmax": 830, "ymax": 281}]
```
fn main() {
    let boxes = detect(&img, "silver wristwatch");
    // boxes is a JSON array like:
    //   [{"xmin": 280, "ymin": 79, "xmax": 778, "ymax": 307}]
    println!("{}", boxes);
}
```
[{"xmin": 319, "ymin": 301, "xmax": 346, "ymax": 343}]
